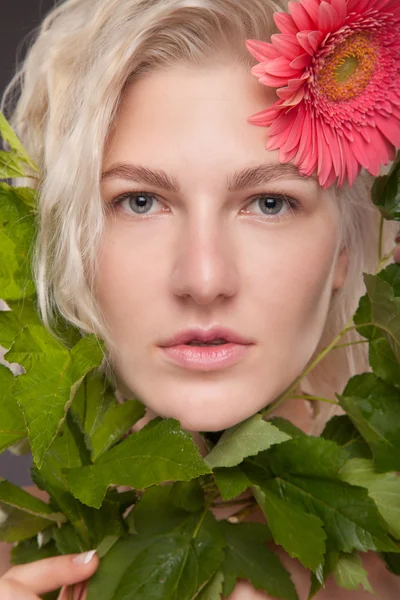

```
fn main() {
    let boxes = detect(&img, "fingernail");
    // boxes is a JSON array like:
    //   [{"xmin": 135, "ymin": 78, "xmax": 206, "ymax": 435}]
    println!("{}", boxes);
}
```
[{"xmin": 72, "ymin": 550, "xmax": 96, "ymax": 565}]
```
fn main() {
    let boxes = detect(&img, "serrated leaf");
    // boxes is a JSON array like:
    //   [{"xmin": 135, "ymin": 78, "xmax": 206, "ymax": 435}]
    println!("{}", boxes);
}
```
[
  {"xmin": 213, "ymin": 466, "xmax": 251, "ymax": 501},
  {"xmin": 0, "ymin": 111, "xmax": 38, "ymax": 172},
  {"xmin": 268, "ymin": 417, "xmax": 306, "ymax": 438},
  {"xmin": 340, "ymin": 458, "xmax": 400, "ymax": 539},
  {"xmin": 0, "ymin": 150, "xmax": 27, "ymax": 178},
  {"xmin": 11, "ymin": 536, "xmax": 59, "ymax": 565},
  {"xmin": 338, "ymin": 372, "xmax": 400, "ymax": 472},
  {"xmin": 0, "ymin": 300, "xmax": 41, "ymax": 349},
  {"xmin": 333, "ymin": 553, "xmax": 374, "ymax": 593},
  {"xmin": 5, "ymin": 328, "xmax": 105, "ymax": 466},
  {"xmin": 252, "ymin": 484, "xmax": 326, "ymax": 572},
  {"xmin": 72, "ymin": 371, "xmax": 145, "ymax": 461},
  {"xmin": 196, "ymin": 570, "xmax": 224, "ymax": 599},
  {"xmin": 205, "ymin": 413, "xmax": 290, "ymax": 469},
  {"xmin": 372, "ymin": 161, "xmax": 400, "ymax": 221},
  {"xmin": 0, "ymin": 183, "xmax": 36, "ymax": 300},
  {"xmin": 321, "ymin": 415, "xmax": 372, "ymax": 460},
  {"xmin": 0, "ymin": 364, "xmax": 26, "ymax": 453},
  {"xmin": 262, "ymin": 437, "xmax": 398, "ymax": 555},
  {"xmin": 363, "ymin": 269, "xmax": 400, "ymax": 363},
  {"xmin": 217, "ymin": 521, "xmax": 298, "ymax": 600},
  {"xmin": 0, "ymin": 479, "xmax": 65, "ymax": 543},
  {"xmin": 87, "ymin": 490, "xmax": 225, "ymax": 600},
  {"xmin": 66, "ymin": 419, "xmax": 211, "ymax": 508}
]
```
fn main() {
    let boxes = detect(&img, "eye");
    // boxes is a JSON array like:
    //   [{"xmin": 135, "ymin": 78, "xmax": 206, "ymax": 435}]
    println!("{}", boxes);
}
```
[
  {"xmin": 112, "ymin": 191, "xmax": 162, "ymax": 216},
  {"xmin": 242, "ymin": 193, "xmax": 299, "ymax": 221}
]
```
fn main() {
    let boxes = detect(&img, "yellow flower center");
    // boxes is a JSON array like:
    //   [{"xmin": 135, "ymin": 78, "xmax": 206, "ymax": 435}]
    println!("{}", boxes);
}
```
[{"xmin": 317, "ymin": 32, "xmax": 378, "ymax": 102}]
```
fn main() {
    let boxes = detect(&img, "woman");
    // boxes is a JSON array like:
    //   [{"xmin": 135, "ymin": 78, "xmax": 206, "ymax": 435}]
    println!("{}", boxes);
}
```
[{"xmin": 1, "ymin": 0, "xmax": 400, "ymax": 597}]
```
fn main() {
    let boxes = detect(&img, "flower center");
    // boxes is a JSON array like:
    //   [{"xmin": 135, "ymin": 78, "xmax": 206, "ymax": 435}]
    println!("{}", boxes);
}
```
[{"xmin": 316, "ymin": 32, "xmax": 378, "ymax": 102}]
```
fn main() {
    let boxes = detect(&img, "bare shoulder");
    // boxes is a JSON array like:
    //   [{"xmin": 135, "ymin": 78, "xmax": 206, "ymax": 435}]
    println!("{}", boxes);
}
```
[{"xmin": 0, "ymin": 485, "xmax": 48, "ymax": 577}]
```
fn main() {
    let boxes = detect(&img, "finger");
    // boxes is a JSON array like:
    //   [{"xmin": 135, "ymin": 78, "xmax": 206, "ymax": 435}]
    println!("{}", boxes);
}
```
[
  {"xmin": 58, "ymin": 582, "xmax": 87, "ymax": 600},
  {"xmin": 0, "ymin": 577, "xmax": 39, "ymax": 599},
  {"xmin": 3, "ymin": 551, "xmax": 98, "ymax": 596}
]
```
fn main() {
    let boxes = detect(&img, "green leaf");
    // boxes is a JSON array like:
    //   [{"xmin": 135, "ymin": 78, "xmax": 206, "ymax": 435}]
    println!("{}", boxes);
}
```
[
  {"xmin": 72, "ymin": 371, "xmax": 145, "ymax": 461},
  {"xmin": 0, "ymin": 150, "xmax": 27, "ymax": 178},
  {"xmin": 0, "ymin": 364, "xmax": 26, "ymax": 453},
  {"xmin": 369, "ymin": 336, "xmax": 400, "ymax": 390},
  {"xmin": 196, "ymin": 570, "xmax": 224, "ymax": 599},
  {"xmin": 0, "ymin": 300, "xmax": 41, "ymax": 349},
  {"xmin": 87, "ymin": 489, "xmax": 225, "ymax": 600},
  {"xmin": 213, "ymin": 466, "xmax": 251, "ymax": 501},
  {"xmin": 252, "ymin": 484, "xmax": 326, "ymax": 573},
  {"xmin": 5, "ymin": 329, "xmax": 105, "ymax": 467},
  {"xmin": 321, "ymin": 415, "xmax": 372, "ymax": 460},
  {"xmin": 0, "ymin": 111, "xmax": 38, "ymax": 172},
  {"xmin": 205, "ymin": 413, "xmax": 290, "ymax": 469},
  {"xmin": 66, "ymin": 419, "xmax": 211, "ymax": 508},
  {"xmin": 363, "ymin": 268, "xmax": 400, "ymax": 363},
  {"xmin": 11, "ymin": 536, "xmax": 59, "ymax": 565},
  {"xmin": 372, "ymin": 160, "xmax": 400, "ymax": 221},
  {"xmin": 0, "ymin": 183, "xmax": 36, "ymax": 300},
  {"xmin": 268, "ymin": 417, "xmax": 306, "ymax": 438},
  {"xmin": 340, "ymin": 458, "xmax": 400, "ymax": 539},
  {"xmin": 263, "ymin": 438, "xmax": 398, "ymax": 554},
  {"xmin": 217, "ymin": 521, "xmax": 298, "ymax": 600},
  {"xmin": 333, "ymin": 553, "xmax": 374, "ymax": 593},
  {"xmin": 338, "ymin": 372, "xmax": 400, "ymax": 472},
  {"xmin": 0, "ymin": 479, "xmax": 65, "ymax": 542}
]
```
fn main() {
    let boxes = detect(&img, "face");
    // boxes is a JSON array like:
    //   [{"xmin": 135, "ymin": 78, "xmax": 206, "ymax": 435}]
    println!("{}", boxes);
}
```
[{"xmin": 96, "ymin": 62, "xmax": 348, "ymax": 432}]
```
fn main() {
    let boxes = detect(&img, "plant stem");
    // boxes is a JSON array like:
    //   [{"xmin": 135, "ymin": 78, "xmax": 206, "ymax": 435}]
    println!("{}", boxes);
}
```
[
  {"xmin": 212, "ymin": 497, "xmax": 252, "ymax": 508},
  {"xmin": 263, "ymin": 315, "xmax": 356, "ymax": 417},
  {"xmin": 333, "ymin": 340, "xmax": 369, "ymax": 350},
  {"xmin": 289, "ymin": 394, "xmax": 339, "ymax": 406},
  {"xmin": 378, "ymin": 216, "xmax": 385, "ymax": 264},
  {"xmin": 227, "ymin": 502, "xmax": 258, "ymax": 524}
]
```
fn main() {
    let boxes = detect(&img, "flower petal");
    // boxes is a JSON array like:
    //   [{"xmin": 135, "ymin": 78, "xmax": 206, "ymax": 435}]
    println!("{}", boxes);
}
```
[
  {"xmin": 274, "ymin": 11, "xmax": 299, "ymax": 35},
  {"xmin": 375, "ymin": 113, "xmax": 400, "ymax": 147},
  {"xmin": 296, "ymin": 31, "xmax": 316, "ymax": 55},
  {"xmin": 301, "ymin": 0, "xmax": 321, "ymax": 24},
  {"xmin": 283, "ymin": 103, "xmax": 307, "ymax": 152},
  {"xmin": 308, "ymin": 30, "xmax": 324, "ymax": 52},
  {"xmin": 318, "ymin": 1, "xmax": 341, "ymax": 33},
  {"xmin": 288, "ymin": 1, "xmax": 315, "ymax": 31},
  {"xmin": 290, "ymin": 53, "xmax": 312, "ymax": 70},
  {"xmin": 330, "ymin": 0, "xmax": 348, "ymax": 25},
  {"xmin": 259, "ymin": 73, "xmax": 292, "ymax": 87},
  {"xmin": 264, "ymin": 56, "xmax": 301, "ymax": 77},
  {"xmin": 246, "ymin": 40, "xmax": 280, "ymax": 61},
  {"xmin": 271, "ymin": 33, "xmax": 303, "ymax": 60}
]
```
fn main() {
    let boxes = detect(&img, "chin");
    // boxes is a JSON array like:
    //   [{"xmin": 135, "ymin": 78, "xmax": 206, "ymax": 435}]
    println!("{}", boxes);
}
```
[{"xmin": 157, "ymin": 402, "xmax": 259, "ymax": 433}]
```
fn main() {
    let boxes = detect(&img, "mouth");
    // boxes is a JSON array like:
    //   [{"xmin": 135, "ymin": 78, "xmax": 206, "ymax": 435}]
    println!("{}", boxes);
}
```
[{"xmin": 159, "ymin": 338, "xmax": 253, "ymax": 371}]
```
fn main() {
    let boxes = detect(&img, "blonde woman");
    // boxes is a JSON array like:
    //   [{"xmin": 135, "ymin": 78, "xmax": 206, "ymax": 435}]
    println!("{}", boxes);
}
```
[{"xmin": 1, "ymin": 0, "xmax": 400, "ymax": 598}]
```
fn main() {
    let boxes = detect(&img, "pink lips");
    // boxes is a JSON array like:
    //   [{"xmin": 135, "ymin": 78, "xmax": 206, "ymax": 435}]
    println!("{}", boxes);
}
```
[{"xmin": 158, "ymin": 326, "xmax": 254, "ymax": 371}]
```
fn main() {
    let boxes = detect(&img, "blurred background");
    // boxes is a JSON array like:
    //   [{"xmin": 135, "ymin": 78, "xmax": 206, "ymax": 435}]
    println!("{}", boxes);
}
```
[{"xmin": 1, "ymin": 0, "xmax": 55, "ymax": 486}]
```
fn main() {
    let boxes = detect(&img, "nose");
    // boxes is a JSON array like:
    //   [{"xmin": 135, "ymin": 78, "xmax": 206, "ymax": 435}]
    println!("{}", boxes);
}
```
[{"xmin": 170, "ymin": 210, "xmax": 239, "ymax": 305}]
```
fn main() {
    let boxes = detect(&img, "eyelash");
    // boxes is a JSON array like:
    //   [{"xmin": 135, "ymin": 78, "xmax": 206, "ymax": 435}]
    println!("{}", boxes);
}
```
[{"xmin": 110, "ymin": 190, "xmax": 301, "ymax": 222}]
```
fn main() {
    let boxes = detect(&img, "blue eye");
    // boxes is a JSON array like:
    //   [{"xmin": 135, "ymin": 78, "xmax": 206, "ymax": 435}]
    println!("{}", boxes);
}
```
[
  {"xmin": 247, "ymin": 194, "xmax": 298, "ymax": 219},
  {"xmin": 116, "ymin": 192, "xmax": 158, "ymax": 215}
]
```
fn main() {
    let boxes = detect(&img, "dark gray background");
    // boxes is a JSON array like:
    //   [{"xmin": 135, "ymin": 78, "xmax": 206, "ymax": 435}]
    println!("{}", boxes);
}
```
[{"xmin": 1, "ymin": 0, "xmax": 56, "ymax": 486}]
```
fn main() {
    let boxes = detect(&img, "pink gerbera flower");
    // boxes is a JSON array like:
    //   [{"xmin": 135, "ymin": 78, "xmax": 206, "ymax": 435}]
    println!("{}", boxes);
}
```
[{"xmin": 246, "ymin": 0, "xmax": 400, "ymax": 188}]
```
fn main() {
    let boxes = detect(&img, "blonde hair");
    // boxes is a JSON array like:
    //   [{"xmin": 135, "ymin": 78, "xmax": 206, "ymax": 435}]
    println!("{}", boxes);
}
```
[{"xmin": 1, "ymin": 0, "xmax": 398, "ymax": 425}]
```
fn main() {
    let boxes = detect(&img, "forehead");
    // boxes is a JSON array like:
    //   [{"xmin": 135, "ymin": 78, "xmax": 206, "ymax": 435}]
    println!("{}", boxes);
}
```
[{"xmin": 102, "ymin": 64, "xmax": 325, "ymax": 195}]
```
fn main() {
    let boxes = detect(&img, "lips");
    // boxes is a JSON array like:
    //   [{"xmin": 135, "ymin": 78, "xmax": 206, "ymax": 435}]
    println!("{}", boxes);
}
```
[{"xmin": 159, "ymin": 326, "xmax": 253, "ymax": 348}]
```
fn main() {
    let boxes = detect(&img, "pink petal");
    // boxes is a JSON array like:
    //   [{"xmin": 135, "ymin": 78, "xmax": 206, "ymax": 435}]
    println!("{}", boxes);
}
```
[
  {"xmin": 248, "ymin": 107, "xmax": 278, "ymax": 126},
  {"xmin": 268, "ymin": 109, "xmax": 298, "ymax": 136},
  {"xmin": 301, "ymin": 0, "xmax": 321, "ymax": 24},
  {"xmin": 280, "ymin": 145, "xmax": 299, "ymax": 163},
  {"xmin": 317, "ymin": 124, "xmax": 334, "ymax": 187},
  {"xmin": 308, "ymin": 30, "xmax": 324, "ymax": 52},
  {"xmin": 330, "ymin": 0, "xmax": 348, "ymax": 25},
  {"xmin": 351, "ymin": 133, "xmax": 371, "ymax": 170},
  {"xmin": 246, "ymin": 40, "xmax": 280, "ymax": 62},
  {"xmin": 318, "ymin": 1, "xmax": 341, "ymax": 33},
  {"xmin": 277, "ymin": 81, "xmax": 306, "ymax": 101},
  {"xmin": 321, "ymin": 121, "xmax": 342, "ymax": 177},
  {"xmin": 283, "ymin": 104, "xmax": 307, "ymax": 152},
  {"xmin": 344, "ymin": 144, "xmax": 360, "ymax": 187},
  {"xmin": 265, "ymin": 56, "xmax": 302, "ymax": 77},
  {"xmin": 281, "ymin": 86, "xmax": 307, "ymax": 106},
  {"xmin": 347, "ymin": 0, "xmax": 371, "ymax": 13},
  {"xmin": 375, "ymin": 113, "xmax": 400, "ymax": 147},
  {"xmin": 290, "ymin": 53, "xmax": 312, "ymax": 70},
  {"xmin": 294, "ymin": 112, "xmax": 316, "ymax": 171},
  {"xmin": 288, "ymin": 1, "xmax": 315, "ymax": 31},
  {"xmin": 259, "ymin": 73, "xmax": 292, "ymax": 87},
  {"xmin": 271, "ymin": 34, "xmax": 303, "ymax": 60},
  {"xmin": 296, "ymin": 31, "xmax": 316, "ymax": 56},
  {"xmin": 274, "ymin": 11, "xmax": 299, "ymax": 35}
]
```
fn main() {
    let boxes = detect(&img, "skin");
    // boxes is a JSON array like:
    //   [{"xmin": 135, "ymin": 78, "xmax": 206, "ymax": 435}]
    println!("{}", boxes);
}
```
[
  {"xmin": 1, "ymin": 62, "xmax": 400, "ymax": 599},
  {"xmin": 96, "ymin": 62, "xmax": 349, "ymax": 433}
]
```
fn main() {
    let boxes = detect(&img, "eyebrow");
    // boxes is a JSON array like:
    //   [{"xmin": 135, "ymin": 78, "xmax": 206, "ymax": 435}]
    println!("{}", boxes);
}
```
[{"xmin": 101, "ymin": 162, "xmax": 312, "ymax": 192}]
